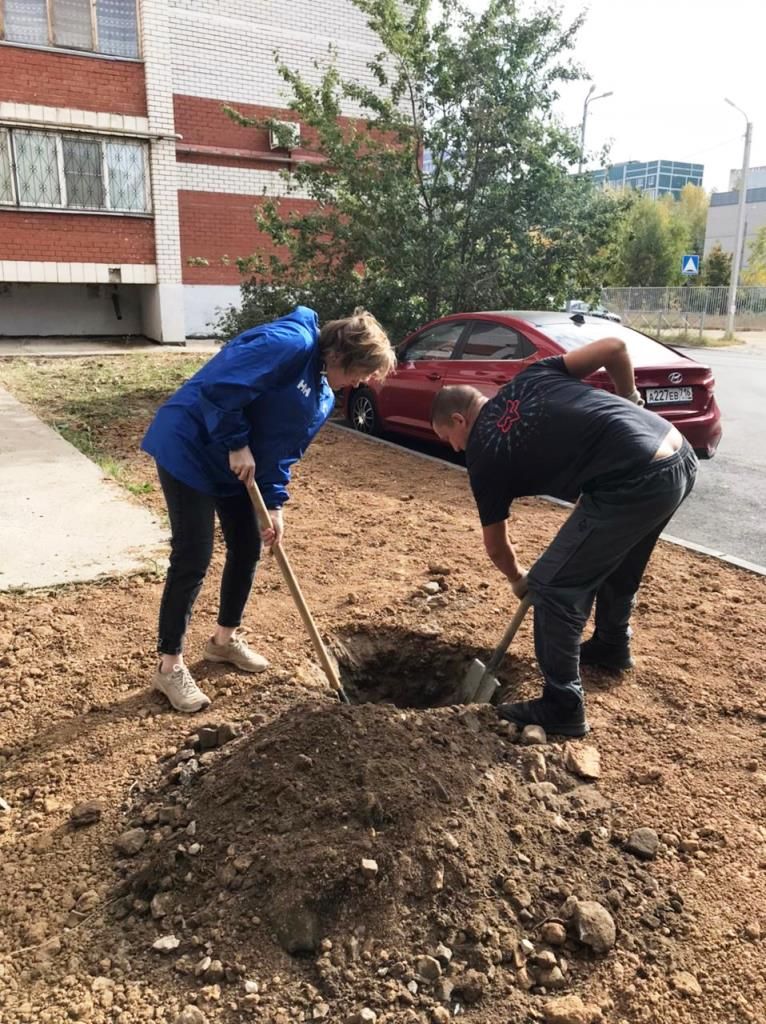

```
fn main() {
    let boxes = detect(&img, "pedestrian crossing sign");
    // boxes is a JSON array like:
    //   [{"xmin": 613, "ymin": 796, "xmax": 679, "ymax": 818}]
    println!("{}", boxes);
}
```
[{"xmin": 682, "ymin": 254, "xmax": 700, "ymax": 276}]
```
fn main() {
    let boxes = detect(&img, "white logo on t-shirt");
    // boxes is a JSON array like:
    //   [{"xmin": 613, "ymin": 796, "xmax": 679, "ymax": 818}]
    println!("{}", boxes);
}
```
[{"xmin": 297, "ymin": 379, "xmax": 312, "ymax": 397}]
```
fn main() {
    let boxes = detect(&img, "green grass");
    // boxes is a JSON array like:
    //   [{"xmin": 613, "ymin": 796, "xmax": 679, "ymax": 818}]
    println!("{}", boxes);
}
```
[{"xmin": 0, "ymin": 353, "xmax": 208, "ymax": 495}]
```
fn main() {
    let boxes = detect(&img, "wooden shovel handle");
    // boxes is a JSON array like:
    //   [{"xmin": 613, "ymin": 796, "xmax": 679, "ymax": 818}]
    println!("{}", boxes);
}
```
[
  {"xmin": 485, "ymin": 594, "xmax": 532, "ymax": 675},
  {"xmin": 247, "ymin": 481, "xmax": 348, "ymax": 702}
]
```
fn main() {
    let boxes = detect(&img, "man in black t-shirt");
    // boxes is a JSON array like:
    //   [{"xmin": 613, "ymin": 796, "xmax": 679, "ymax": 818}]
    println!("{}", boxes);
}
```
[{"xmin": 431, "ymin": 337, "xmax": 698, "ymax": 737}]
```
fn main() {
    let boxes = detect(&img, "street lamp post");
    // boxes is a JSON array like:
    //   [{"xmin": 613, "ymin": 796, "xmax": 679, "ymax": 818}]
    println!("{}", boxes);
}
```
[
  {"xmin": 724, "ymin": 98, "xmax": 753, "ymax": 339},
  {"xmin": 578, "ymin": 84, "xmax": 613, "ymax": 175}
]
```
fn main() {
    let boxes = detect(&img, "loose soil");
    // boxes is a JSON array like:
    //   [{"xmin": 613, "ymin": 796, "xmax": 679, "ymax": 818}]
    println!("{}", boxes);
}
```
[{"xmin": 0, "ymin": 356, "xmax": 765, "ymax": 1024}]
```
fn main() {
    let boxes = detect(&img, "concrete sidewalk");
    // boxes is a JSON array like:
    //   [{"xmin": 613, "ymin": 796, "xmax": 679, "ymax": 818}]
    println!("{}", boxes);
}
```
[{"xmin": 0, "ymin": 386, "xmax": 167, "ymax": 590}]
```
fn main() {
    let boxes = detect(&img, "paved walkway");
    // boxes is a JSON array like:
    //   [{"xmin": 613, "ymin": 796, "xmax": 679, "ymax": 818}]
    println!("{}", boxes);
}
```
[{"xmin": 0, "ymin": 387, "xmax": 167, "ymax": 590}]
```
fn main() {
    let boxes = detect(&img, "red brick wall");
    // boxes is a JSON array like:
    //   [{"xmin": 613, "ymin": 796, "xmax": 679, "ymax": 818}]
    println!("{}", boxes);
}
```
[
  {"xmin": 0, "ymin": 211, "xmax": 155, "ymax": 263},
  {"xmin": 0, "ymin": 45, "xmax": 146, "ymax": 116},
  {"xmin": 173, "ymin": 95, "xmax": 383, "ymax": 166},
  {"xmin": 179, "ymin": 191, "xmax": 315, "ymax": 284},
  {"xmin": 174, "ymin": 96, "xmax": 319, "ymax": 160}
]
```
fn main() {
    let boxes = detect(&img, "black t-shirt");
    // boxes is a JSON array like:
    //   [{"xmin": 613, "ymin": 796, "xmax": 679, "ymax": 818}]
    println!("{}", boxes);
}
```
[{"xmin": 466, "ymin": 356, "xmax": 671, "ymax": 526}]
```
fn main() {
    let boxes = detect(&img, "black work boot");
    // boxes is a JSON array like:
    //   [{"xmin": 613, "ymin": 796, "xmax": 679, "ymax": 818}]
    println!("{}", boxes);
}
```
[
  {"xmin": 497, "ymin": 694, "xmax": 590, "ymax": 738},
  {"xmin": 580, "ymin": 632, "xmax": 634, "ymax": 672}
]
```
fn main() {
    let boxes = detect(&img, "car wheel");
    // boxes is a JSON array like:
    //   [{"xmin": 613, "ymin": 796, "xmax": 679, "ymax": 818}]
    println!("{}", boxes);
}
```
[{"xmin": 348, "ymin": 388, "xmax": 380, "ymax": 435}]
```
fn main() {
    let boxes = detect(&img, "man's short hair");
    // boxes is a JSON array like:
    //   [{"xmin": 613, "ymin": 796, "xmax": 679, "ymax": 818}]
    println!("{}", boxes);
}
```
[{"xmin": 431, "ymin": 385, "xmax": 483, "ymax": 425}]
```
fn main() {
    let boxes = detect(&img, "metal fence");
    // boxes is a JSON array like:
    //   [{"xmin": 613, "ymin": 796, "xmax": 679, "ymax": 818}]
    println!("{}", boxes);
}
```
[{"xmin": 601, "ymin": 286, "xmax": 766, "ymax": 335}]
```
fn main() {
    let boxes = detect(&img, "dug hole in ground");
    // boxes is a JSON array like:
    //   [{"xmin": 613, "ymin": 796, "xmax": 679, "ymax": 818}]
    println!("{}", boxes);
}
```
[{"xmin": 0, "ymin": 356, "xmax": 765, "ymax": 1024}]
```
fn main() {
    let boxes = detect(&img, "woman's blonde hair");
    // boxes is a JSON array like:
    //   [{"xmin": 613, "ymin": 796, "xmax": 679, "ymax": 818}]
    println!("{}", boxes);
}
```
[{"xmin": 319, "ymin": 308, "xmax": 397, "ymax": 380}]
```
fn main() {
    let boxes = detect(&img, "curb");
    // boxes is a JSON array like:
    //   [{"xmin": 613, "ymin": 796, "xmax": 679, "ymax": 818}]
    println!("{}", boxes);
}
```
[
  {"xmin": 0, "ymin": 342, "xmax": 218, "ymax": 359},
  {"xmin": 327, "ymin": 422, "xmax": 766, "ymax": 579}
]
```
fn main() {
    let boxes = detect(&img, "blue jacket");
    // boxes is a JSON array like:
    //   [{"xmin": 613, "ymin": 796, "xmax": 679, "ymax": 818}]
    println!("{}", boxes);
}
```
[{"xmin": 141, "ymin": 307, "xmax": 334, "ymax": 507}]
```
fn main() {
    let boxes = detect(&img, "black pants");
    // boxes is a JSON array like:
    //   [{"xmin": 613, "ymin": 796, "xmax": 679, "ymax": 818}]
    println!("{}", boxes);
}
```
[
  {"xmin": 156, "ymin": 465, "xmax": 261, "ymax": 655},
  {"xmin": 527, "ymin": 441, "xmax": 698, "ymax": 706}
]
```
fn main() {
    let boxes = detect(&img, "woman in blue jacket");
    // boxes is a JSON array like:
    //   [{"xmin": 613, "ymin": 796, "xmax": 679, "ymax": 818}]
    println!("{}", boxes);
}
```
[{"xmin": 142, "ymin": 306, "xmax": 395, "ymax": 712}]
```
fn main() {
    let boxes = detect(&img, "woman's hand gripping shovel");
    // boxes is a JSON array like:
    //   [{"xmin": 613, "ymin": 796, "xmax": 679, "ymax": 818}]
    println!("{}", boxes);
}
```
[
  {"xmin": 457, "ymin": 595, "xmax": 532, "ymax": 704},
  {"xmin": 247, "ymin": 481, "xmax": 350, "ymax": 705}
]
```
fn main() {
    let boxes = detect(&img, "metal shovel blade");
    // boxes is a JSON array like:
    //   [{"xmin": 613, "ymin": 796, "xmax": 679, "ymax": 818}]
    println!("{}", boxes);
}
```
[
  {"xmin": 456, "ymin": 596, "xmax": 532, "ymax": 705},
  {"xmin": 456, "ymin": 657, "xmax": 499, "ymax": 705}
]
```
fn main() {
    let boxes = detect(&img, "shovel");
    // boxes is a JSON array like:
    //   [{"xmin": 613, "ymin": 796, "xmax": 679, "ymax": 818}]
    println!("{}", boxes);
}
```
[
  {"xmin": 457, "ymin": 595, "xmax": 532, "ymax": 704},
  {"xmin": 247, "ymin": 481, "xmax": 350, "ymax": 705}
]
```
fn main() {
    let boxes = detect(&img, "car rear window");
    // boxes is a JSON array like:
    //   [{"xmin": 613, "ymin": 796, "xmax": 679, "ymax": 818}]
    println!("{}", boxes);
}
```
[{"xmin": 537, "ymin": 321, "xmax": 685, "ymax": 367}]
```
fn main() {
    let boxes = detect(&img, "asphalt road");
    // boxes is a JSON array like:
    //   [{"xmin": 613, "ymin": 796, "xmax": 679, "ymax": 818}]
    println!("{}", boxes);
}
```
[{"xmin": 668, "ymin": 341, "xmax": 766, "ymax": 568}]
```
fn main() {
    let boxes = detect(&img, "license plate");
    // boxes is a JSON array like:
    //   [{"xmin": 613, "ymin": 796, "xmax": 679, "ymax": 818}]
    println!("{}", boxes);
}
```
[{"xmin": 646, "ymin": 387, "xmax": 693, "ymax": 405}]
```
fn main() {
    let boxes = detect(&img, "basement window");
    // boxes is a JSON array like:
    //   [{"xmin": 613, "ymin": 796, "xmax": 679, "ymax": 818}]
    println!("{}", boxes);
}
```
[
  {"xmin": 1, "ymin": 128, "xmax": 150, "ymax": 213},
  {"xmin": 1, "ymin": 0, "xmax": 139, "ymax": 58}
]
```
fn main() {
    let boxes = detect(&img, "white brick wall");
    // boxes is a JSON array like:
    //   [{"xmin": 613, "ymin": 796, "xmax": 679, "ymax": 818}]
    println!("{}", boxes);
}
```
[
  {"xmin": 168, "ymin": 0, "xmax": 386, "ymax": 116},
  {"xmin": 141, "ymin": 0, "xmax": 184, "ymax": 289},
  {"xmin": 176, "ymin": 162, "xmax": 310, "ymax": 199},
  {"xmin": 0, "ymin": 102, "xmax": 150, "ymax": 135},
  {"xmin": 0, "ymin": 261, "xmax": 157, "ymax": 283}
]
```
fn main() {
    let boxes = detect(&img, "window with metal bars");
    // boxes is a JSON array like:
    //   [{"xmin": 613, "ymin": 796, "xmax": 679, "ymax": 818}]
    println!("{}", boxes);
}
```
[
  {"xmin": 0, "ymin": 128, "xmax": 151, "ymax": 213},
  {"xmin": 1, "ymin": 0, "xmax": 139, "ymax": 58}
]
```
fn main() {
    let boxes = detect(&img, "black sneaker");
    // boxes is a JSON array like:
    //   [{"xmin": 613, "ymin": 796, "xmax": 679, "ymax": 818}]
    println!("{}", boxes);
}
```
[
  {"xmin": 497, "ymin": 696, "xmax": 590, "ymax": 738},
  {"xmin": 580, "ymin": 633, "xmax": 634, "ymax": 672}
]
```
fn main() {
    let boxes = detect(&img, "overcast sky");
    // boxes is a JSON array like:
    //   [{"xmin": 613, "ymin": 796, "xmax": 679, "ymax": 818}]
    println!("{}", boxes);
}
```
[{"xmin": 462, "ymin": 0, "xmax": 764, "ymax": 192}]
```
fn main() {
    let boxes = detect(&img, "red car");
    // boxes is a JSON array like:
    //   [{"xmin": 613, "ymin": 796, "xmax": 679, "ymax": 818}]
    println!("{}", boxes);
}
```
[{"xmin": 344, "ymin": 311, "xmax": 722, "ymax": 458}]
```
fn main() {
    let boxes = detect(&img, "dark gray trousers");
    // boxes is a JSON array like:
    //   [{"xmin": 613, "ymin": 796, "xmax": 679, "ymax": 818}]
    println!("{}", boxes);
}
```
[{"xmin": 527, "ymin": 441, "xmax": 698, "ymax": 706}]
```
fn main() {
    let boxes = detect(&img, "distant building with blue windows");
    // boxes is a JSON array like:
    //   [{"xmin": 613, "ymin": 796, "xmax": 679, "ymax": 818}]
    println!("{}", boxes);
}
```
[{"xmin": 590, "ymin": 160, "xmax": 704, "ymax": 199}]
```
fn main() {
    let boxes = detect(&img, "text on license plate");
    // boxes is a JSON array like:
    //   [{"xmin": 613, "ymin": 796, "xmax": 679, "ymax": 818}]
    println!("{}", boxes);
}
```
[{"xmin": 646, "ymin": 387, "xmax": 693, "ymax": 405}]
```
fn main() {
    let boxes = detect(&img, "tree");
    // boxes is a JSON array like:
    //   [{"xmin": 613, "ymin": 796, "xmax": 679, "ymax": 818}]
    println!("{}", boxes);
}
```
[
  {"xmin": 702, "ymin": 244, "xmax": 732, "ymax": 287},
  {"xmin": 216, "ymin": 0, "xmax": 628, "ymax": 340},
  {"xmin": 676, "ymin": 183, "xmax": 708, "ymax": 258},
  {"xmin": 604, "ymin": 184, "xmax": 710, "ymax": 288},
  {"xmin": 742, "ymin": 225, "xmax": 766, "ymax": 285},
  {"xmin": 613, "ymin": 194, "xmax": 679, "ymax": 286}
]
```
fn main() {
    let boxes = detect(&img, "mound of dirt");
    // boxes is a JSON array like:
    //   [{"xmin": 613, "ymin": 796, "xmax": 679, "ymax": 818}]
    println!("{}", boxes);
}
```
[{"xmin": 97, "ymin": 700, "xmax": 698, "ymax": 1023}]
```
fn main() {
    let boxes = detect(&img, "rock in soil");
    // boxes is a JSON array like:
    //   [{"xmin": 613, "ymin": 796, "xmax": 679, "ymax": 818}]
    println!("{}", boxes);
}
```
[
  {"xmin": 572, "ymin": 900, "xmax": 617, "ymax": 953},
  {"xmin": 114, "ymin": 827, "xmax": 147, "ymax": 856},
  {"xmin": 521, "ymin": 724, "xmax": 547, "ymax": 745},
  {"xmin": 624, "ymin": 826, "xmax": 660, "ymax": 860},
  {"xmin": 174, "ymin": 1008, "xmax": 207, "ymax": 1024},
  {"xmin": 345, "ymin": 1011, "xmax": 377, "ymax": 1024},
  {"xmin": 416, "ymin": 954, "xmax": 442, "ymax": 981},
  {"xmin": 70, "ymin": 799, "xmax": 104, "ymax": 827},
  {"xmin": 543, "ymin": 994, "xmax": 599, "ymax": 1024},
  {"xmin": 564, "ymin": 744, "xmax": 601, "ymax": 780},
  {"xmin": 672, "ymin": 970, "xmax": 703, "ymax": 997},
  {"xmin": 541, "ymin": 921, "xmax": 567, "ymax": 946}
]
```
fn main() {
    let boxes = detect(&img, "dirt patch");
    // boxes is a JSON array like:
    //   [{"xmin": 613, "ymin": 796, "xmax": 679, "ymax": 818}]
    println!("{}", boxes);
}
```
[
  {"xmin": 95, "ymin": 702, "xmax": 701, "ymax": 1024},
  {"xmin": 0, "ymin": 356, "xmax": 765, "ymax": 1024}
]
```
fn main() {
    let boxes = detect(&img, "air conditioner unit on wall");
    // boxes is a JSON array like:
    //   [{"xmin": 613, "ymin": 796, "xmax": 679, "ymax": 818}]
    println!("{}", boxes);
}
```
[{"xmin": 269, "ymin": 121, "xmax": 301, "ymax": 150}]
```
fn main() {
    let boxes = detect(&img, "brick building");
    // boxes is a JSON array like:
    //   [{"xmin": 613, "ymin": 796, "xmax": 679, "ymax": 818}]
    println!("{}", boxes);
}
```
[{"xmin": 0, "ymin": 0, "xmax": 384, "ymax": 341}]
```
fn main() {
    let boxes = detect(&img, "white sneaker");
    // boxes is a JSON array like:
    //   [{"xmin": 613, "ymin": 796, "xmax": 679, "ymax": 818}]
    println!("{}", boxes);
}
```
[
  {"xmin": 152, "ymin": 664, "xmax": 211, "ymax": 713},
  {"xmin": 204, "ymin": 633, "xmax": 269, "ymax": 674}
]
